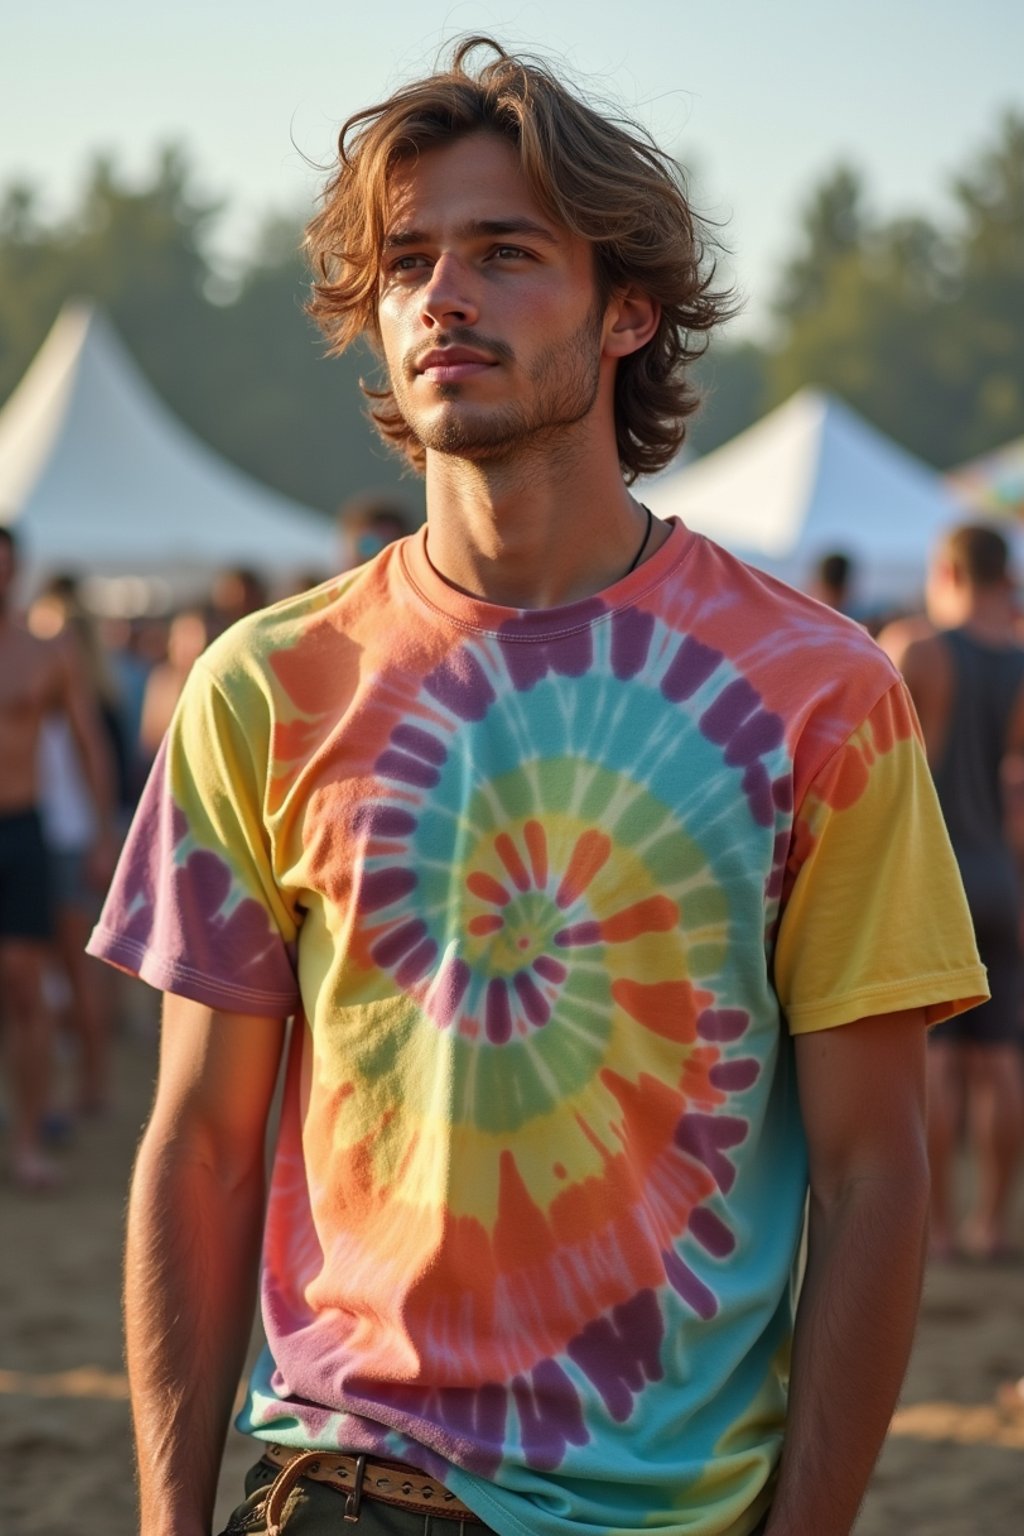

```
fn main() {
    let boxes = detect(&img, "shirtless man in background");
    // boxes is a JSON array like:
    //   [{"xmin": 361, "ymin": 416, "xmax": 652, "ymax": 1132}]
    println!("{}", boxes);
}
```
[
  {"xmin": 881, "ymin": 523, "xmax": 1024, "ymax": 1259},
  {"xmin": 0, "ymin": 525, "xmax": 115, "ymax": 1187}
]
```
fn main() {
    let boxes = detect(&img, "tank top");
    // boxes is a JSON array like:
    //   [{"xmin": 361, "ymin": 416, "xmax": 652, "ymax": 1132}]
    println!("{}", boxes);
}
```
[{"xmin": 931, "ymin": 627, "xmax": 1024, "ymax": 856}]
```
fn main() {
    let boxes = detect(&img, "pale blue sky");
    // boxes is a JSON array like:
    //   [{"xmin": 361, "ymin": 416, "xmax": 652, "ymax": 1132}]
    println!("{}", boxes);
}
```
[{"xmin": 3, "ymin": 0, "xmax": 1021, "ymax": 334}]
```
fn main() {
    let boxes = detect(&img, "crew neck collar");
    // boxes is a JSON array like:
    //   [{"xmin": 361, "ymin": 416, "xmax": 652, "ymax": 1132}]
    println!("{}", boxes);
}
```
[{"xmin": 400, "ymin": 516, "xmax": 694, "ymax": 639}]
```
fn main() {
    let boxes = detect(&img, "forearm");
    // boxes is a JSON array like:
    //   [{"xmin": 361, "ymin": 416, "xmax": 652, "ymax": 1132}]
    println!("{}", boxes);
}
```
[
  {"xmin": 765, "ymin": 1171, "xmax": 928, "ymax": 1536},
  {"xmin": 61, "ymin": 653, "xmax": 117, "ymax": 834},
  {"xmin": 125, "ymin": 1124, "xmax": 266, "ymax": 1536},
  {"xmin": 83, "ymin": 727, "xmax": 116, "ymax": 831}
]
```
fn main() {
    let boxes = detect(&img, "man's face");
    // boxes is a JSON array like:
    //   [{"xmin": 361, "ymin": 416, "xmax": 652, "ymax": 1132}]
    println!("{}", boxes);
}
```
[{"xmin": 376, "ymin": 132, "xmax": 611, "ymax": 464}]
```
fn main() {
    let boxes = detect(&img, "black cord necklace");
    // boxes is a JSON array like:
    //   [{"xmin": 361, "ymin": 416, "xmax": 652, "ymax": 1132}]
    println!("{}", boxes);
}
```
[
  {"xmin": 424, "ymin": 502, "xmax": 656, "ymax": 595},
  {"xmin": 623, "ymin": 503, "xmax": 654, "ymax": 578}
]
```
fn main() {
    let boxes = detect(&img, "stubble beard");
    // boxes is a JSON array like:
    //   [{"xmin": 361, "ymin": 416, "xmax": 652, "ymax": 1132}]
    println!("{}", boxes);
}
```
[{"xmin": 391, "ymin": 306, "xmax": 605, "ymax": 465}]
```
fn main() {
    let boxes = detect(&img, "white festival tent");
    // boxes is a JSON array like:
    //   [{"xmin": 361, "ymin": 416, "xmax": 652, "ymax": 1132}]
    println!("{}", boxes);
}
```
[
  {"xmin": 0, "ymin": 300, "xmax": 337, "ymax": 598},
  {"xmin": 643, "ymin": 388, "xmax": 964, "ymax": 611}
]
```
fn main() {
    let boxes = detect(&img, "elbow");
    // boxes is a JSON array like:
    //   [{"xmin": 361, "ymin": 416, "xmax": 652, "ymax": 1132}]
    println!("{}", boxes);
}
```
[
  {"xmin": 135, "ymin": 1112, "xmax": 268, "ymax": 1205},
  {"xmin": 895, "ymin": 1119, "xmax": 931, "ymax": 1223},
  {"xmin": 811, "ymin": 1135, "xmax": 931, "ymax": 1244}
]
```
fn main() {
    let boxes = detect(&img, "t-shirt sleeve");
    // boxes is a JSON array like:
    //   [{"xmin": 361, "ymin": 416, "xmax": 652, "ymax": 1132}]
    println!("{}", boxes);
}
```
[
  {"xmin": 774, "ymin": 680, "xmax": 989, "ymax": 1033},
  {"xmin": 87, "ymin": 657, "xmax": 301, "ymax": 1018}
]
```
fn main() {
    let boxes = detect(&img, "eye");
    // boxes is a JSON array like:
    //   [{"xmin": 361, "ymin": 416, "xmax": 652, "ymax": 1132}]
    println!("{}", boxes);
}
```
[
  {"xmin": 391, "ymin": 254, "xmax": 429, "ymax": 272},
  {"xmin": 492, "ymin": 245, "xmax": 529, "ymax": 261}
]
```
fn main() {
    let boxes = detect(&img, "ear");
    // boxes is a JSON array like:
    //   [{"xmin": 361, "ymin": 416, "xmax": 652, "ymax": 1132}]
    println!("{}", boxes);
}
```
[{"xmin": 602, "ymin": 286, "xmax": 661, "ymax": 359}]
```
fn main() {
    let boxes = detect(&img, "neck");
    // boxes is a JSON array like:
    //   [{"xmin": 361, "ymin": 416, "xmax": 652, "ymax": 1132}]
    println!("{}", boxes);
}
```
[
  {"xmin": 422, "ymin": 432, "xmax": 664, "ymax": 609},
  {"xmin": 958, "ymin": 586, "xmax": 1018, "ymax": 644}
]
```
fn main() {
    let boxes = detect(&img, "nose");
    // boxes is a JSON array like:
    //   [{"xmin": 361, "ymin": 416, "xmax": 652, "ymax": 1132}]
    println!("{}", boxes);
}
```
[{"xmin": 419, "ymin": 252, "xmax": 479, "ymax": 329}]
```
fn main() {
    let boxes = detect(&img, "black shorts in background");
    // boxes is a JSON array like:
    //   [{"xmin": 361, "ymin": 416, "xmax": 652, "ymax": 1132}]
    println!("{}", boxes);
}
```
[{"xmin": 0, "ymin": 807, "xmax": 54, "ymax": 942}]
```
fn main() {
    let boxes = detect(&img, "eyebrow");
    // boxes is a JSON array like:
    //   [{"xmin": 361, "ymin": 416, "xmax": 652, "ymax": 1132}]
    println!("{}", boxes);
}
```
[{"xmin": 382, "ymin": 218, "xmax": 561, "ymax": 250}]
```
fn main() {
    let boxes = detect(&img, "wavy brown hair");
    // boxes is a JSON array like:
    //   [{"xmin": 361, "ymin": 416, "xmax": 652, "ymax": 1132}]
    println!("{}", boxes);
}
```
[{"xmin": 305, "ymin": 36, "xmax": 735, "ymax": 482}]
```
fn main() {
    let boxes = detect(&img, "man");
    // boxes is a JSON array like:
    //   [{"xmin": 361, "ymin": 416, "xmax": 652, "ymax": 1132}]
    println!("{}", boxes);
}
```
[
  {"xmin": 89, "ymin": 39, "xmax": 986, "ymax": 1536},
  {"xmin": 0, "ymin": 525, "xmax": 115, "ymax": 1185},
  {"xmin": 337, "ymin": 493, "xmax": 415, "ymax": 571},
  {"xmin": 809, "ymin": 550, "xmax": 855, "ymax": 615},
  {"xmin": 208, "ymin": 567, "xmax": 269, "ymax": 639},
  {"xmin": 880, "ymin": 524, "xmax": 1024, "ymax": 1261},
  {"xmin": 138, "ymin": 607, "xmax": 211, "ymax": 767}
]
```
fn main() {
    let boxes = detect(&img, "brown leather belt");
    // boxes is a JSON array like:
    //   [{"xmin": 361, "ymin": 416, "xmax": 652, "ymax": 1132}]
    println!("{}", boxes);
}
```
[{"xmin": 260, "ymin": 1443, "xmax": 486, "ymax": 1530}]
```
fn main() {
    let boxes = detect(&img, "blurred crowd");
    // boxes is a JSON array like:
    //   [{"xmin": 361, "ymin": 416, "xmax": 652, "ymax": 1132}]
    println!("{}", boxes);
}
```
[
  {"xmin": 815, "ymin": 529, "xmax": 1024, "ymax": 1272},
  {"xmin": 2, "ymin": 503, "xmax": 1023, "ymax": 1282},
  {"xmin": 0, "ymin": 497, "xmax": 413, "ymax": 1188}
]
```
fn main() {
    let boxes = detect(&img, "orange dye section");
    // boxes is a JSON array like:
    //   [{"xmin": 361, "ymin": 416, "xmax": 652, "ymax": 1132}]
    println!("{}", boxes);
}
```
[
  {"xmin": 678, "ymin": 1046, "xmax": 727, "ymax": 1107},
  {"xmin": 611, "ymin": 979, "xmax": 709, "ymax": 1043},
  {"xmin": 556, "ymin": 831, "xmax": 612, "ymax": 908},
  {"xmin": 268, "ymin": 620, "xmax": 362, "ymax": 718},
  {"xmin": 523, "ymin": 820, "xmax": 549, "ymax": 888},
  {"xmin": 495, "ymin": 833, "xmax": 531, "ymax": 891},
  {"xmin": 493, "ymin": 1154, "xmax": 559, "ymax": 1270},
  {"xmin": 822, "ymin": 741, "xmax": 871, "ymax": 811},
  {"xmin": 469, "ymin": 914, "xmax": 505, "ymax": 937},
  {"xmin": 273, "ymin": 717, "xmax": 331, "ymax": 764},
  {"xmin": 467, "ymin": 872, "xmax": 512, "ymax": 907},
  {"xmin": 601, "ymin": 895, "xmax": 679, "ymax": 942},
  {"xmin": 298, "ymin": 1053, "xmax": 723, "ymax": 1383},
  {"xmin": 601, "ymin": 1068, "xmax": 718, "ymax": 1185},
  {"xmin": 806, "ymin": 689, "xmax": 917, "ymax": 816}
]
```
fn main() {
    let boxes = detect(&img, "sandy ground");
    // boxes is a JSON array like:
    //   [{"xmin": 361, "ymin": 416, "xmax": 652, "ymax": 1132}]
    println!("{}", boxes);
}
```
[{"xmin": 2, "ymin": 1000, "xmax": 1023, "ymax": 1536}]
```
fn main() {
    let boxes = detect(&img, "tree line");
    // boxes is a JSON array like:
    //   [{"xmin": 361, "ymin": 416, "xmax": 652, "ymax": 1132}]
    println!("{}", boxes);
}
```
[{"xmin": 1, "ymin": 113, "xmax": 1021, "ymax": 516}]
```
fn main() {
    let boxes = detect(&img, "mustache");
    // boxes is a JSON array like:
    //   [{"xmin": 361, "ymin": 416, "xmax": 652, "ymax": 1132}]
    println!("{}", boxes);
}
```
[{"xmin": 406, "ymin": 327, "xmax": 516, "ymax": 374}]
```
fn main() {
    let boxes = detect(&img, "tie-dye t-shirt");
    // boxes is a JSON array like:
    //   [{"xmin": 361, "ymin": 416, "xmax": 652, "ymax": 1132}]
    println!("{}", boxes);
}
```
[{"xmin": 89, "ymin": 520, "xmax": 985, "ymax": 1536}]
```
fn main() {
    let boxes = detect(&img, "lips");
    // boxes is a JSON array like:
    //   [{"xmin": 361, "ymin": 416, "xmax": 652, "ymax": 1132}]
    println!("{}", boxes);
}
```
[{"xmin": 415, "ymin": 347, "xmax": 497, "ymax": 382}]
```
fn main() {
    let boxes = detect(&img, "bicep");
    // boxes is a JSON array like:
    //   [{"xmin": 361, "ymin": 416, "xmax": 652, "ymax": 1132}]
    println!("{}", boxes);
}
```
[
  {"xmin": 148, "ymin": 993, "xmax": 288, "ymax": 1179},
  {"xmin": 139, "ymin": 672, "xmax": 173, "ymax": 756},
  {"xmin": 794, "ymin": 1010, "xmax": 928, "ymax": 1204},
  {"xmin": 895, "ymin": 639, "xmax": 950, "ymax": 760},
  {"xmin": 876, "ymin": 622, "xmax": 910, "ymax": 670}
]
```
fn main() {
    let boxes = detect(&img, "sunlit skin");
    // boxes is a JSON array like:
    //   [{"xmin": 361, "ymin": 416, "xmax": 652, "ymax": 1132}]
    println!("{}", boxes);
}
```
[
  {"xmin": 0, "ymin": 538, "xmax": 116, "ymax": 1182},
  {"xmin": 117, "ymin": 115, "xmax": 935, "ymax": 1536},
  {"xmin": 376, "ymin": 131, "xmax": 668, "ymax": 609},
  {"xmin": 880, "ymin": 555, "xmax": 1024, "ymax": 1263}
]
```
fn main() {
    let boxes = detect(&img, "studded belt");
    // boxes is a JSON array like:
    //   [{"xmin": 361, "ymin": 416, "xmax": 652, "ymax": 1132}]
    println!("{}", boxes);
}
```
[{"xmin": 259, "ymin": 1443, "xmax": 486, "ymax": 1530}]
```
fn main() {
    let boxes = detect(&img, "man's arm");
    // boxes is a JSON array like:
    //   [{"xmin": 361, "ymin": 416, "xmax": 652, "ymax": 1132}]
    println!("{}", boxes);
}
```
[
  {"xmin": 764, "ymin": 1009, "xmax": 929, "ymax": 1536},
  {"xmin": 875, "ymin": 614, "xmax": 937, "ymax": 673},
  {"xmin": 52, "ymin": 638, "xmax": 118, "ymax": 880},
  {"xmin": 880, "ymin": 631, "xmax": 950, "ymax": 765},
  {"xmin": 125, "ymin": 994, "xmax": 286, "ymax": 1536}
]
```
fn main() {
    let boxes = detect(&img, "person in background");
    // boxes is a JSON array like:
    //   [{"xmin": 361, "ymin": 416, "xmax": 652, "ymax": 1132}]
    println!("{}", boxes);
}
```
[
  {"xmin": 98, "ymin": 614, "xmax": 158, "ymax": 808},
  {"xmin": 208, "ymin": 567, "xmax": 269, "ymax": 638},
  {"xmin": 138, "ymin": 607, "xmax": 210, "ymax": 767},
  {"xmin": 880, "ymin": 523, "xmax": 1024, "ymax": 1261},
  {"xmin": 0, "ymin": 528, "xmax": 116, "ymax": 1187},
  {"xmin": 28, "ymin": 575, "xmax": 123, "ymax": 1117},
  {"xmin": 810, "ymin": 550, "xmax": 855, "ymax": 614},
  {"xmin": 337, "ymin": 493, "xmax": 414, "ymax": 570},
  {"xmin": 90, "ymin": 39, "xmax": 986, "ymax": 1536},
  {"xmin": 29, "ymin": 575, "xmax": 131, "ymax": 799}
]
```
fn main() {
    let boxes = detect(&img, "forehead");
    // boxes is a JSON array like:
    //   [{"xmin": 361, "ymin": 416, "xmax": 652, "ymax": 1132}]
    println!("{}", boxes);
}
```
[{"xmin": 383, "ymin": 131, "xmax": 558, "ymax": 236}]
